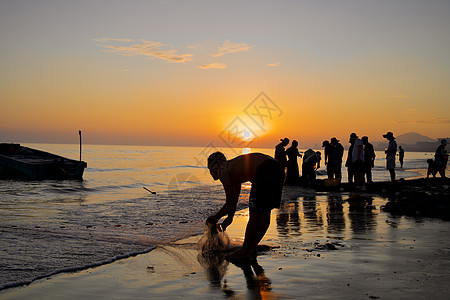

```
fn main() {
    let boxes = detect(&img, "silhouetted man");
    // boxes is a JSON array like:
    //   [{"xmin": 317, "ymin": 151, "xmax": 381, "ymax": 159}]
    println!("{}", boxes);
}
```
[
  {"xmin": 383, "ymin": 132, "xmax": 397, "ymax": 182},
  {"xmin": 207, "ymin": 152, "xmax": 284, "ymax": 260},
  {"xmin": 362, "ymin": 136, "xmax": 375, "ymax": 184}
]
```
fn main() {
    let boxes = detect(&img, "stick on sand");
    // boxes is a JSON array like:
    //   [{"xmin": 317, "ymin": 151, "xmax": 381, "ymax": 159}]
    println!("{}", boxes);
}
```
[{"xmin": 143, "ymin": 187, "xmax": 156, "ymax": 194}]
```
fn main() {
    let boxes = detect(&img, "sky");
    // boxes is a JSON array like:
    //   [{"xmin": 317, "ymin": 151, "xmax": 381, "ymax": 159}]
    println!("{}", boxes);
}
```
[{"xmin": 1, "ymin": 0, "xmax": 449, "ymax": 148}]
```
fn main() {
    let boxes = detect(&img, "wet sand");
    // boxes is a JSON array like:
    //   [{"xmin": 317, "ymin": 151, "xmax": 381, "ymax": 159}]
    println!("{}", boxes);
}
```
[{"xmin": 1, "ymin": 185, "xmax": 450, "ymax": 299}]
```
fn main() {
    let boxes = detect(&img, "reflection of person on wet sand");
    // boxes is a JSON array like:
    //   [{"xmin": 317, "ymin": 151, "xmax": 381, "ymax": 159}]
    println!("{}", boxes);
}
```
[
  {"xmin": 207, "ymin": 152, "xmax": 284, "ymax": 260},
  {"xmin": 229, "ymin": 258, "xmax": 273, "ymax": 298},
  {"xmin": 285, "ymin": 140, "xmax": 302, "ymax": 185}
]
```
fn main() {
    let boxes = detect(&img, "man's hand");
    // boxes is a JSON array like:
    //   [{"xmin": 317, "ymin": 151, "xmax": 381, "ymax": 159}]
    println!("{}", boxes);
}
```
[{"xmin": 206, "ymin": 215, "xmax": 218, "ymax": 225}]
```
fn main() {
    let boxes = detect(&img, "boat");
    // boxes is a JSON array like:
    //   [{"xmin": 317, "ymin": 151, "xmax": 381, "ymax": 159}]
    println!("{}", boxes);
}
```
[{"xmin": 0, "ymin": 143, "xmax": 87, "ymax": 180}]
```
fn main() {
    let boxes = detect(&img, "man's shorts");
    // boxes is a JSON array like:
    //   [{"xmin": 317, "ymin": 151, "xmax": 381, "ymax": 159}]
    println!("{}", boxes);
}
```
[
  {"xmin": 249, "ymin": 159, "xmax": 284, "ymax": 213},
  {"xmin": 386, "ymin": 155, "xmax": 396, "ymax": 170}
]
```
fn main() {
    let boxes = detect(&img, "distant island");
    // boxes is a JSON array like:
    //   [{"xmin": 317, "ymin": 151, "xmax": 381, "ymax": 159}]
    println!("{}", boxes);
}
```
[{"xmin": 372, "ymin": 132, "xmax": 449, "ymax": 152}]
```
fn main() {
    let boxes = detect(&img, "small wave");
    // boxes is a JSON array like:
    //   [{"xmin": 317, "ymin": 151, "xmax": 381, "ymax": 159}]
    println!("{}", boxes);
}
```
[{"xmin": 0, "ymin": 247, "xmax": 156, "ymax": 291}]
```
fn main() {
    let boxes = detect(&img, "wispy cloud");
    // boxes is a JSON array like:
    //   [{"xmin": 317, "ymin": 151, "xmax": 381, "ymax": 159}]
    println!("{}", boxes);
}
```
[
  {"xmin": 388, "ymin": 94, "xmax": 408, "ymax": 99},
  {"xmin": 397, "ymin": 117, "xmax": 450, "ymax": 124},
  {"xmin": 267, "ymin": 62, "xmax": 280, "ymax": 67},
  {"xmin": 211, "ymin": 40, "xmax": 252, "ymax": 57},
  {"xmin": 94, "ymin": 38, "xmax": 193, "ymax": 63},
  {"xmin": 198, "ymin": 63, "xmax": 227, "ymax": 70}
]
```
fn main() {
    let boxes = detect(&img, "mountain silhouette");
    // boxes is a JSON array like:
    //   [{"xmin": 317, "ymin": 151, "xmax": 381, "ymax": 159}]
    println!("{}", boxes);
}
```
[{"xmin": 396, "ymin": 132, "xmax": 436, "ymax": 145}]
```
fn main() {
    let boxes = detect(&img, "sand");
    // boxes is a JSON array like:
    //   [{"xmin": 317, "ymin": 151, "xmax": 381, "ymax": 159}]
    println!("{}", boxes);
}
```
[{"xmin": 1, "ymin": 185, "xmax": 450, "ymax": 300}]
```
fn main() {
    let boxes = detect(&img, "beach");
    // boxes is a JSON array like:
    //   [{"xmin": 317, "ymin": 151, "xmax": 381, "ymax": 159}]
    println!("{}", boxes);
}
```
[
  {"xmin": 2, "ymin": 184, "xmax": 450, "ymax": 299},
  {"xmin": 1, "ymin": 144, "xmax": 449, "ymax": 299}
]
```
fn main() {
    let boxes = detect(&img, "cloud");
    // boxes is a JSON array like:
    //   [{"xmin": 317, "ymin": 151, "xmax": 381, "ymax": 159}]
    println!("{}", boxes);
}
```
[
  {"xmin": 198, "ymin": 63, "xmax": 227, "ymax": 70},
  {"xmin": 94, "ymin": 38, "xmax": 193, "ymax": 63},
  {"xmin": 267, "ymin": 62, "xmax": 280, "ymax": 67},
  {"xmin": 397, "ymin": 117, "xmax": 450, "ymax": 124},
  {"xmin": 211, "ymin": 40, "xmax": 252, "ymax": 57},
  {"xmin": 388, "ymin": 94, "xmax": 408, "ymax": 99}
]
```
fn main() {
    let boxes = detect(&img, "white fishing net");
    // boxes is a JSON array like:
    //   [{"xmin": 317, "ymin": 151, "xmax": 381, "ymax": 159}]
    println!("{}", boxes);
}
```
[{"xmin": 197, "ymin": 222, "xmax": 230, "ymax": 253}]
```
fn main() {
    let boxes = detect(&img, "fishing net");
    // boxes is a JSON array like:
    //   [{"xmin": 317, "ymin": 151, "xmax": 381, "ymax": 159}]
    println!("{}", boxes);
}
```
[
  {"xmin": 197, "ymin": 222, "xmax": 230, "ymax": 286},
  {"xmin": 197, "ymin": 222, "xmax": 230, "ymax": 253}
]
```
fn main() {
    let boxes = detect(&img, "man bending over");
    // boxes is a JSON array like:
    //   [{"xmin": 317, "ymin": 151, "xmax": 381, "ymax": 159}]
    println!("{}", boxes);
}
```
[{"xmin": 207, "ymin": 152, "xmax": 284, "ymax": 260}]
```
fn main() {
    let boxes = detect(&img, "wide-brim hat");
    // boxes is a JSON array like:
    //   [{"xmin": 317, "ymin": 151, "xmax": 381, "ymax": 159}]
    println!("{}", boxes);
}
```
[
  {"xmin": 330, "ymin": 137, "xmax": 339, "ymax": 143},
  {"xmin": 383, "ymin": 132, "xmax": 395, "ymax": 139}
]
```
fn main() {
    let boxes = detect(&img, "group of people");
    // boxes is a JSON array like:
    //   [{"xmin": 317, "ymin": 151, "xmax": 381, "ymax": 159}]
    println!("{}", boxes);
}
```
[
  {"xmin": 274, "ymin": 133, "xmax": 385, "ymax": 190},
  {"xmin": 275, "ymin": 137, "xmax": 322, "ymax": 185}
]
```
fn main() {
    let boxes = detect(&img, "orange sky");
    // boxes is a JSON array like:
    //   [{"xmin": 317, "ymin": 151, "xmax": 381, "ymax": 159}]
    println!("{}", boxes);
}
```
[{"xmin": 1, "ymin": 1, "xmax": 449, "ymax": 148}]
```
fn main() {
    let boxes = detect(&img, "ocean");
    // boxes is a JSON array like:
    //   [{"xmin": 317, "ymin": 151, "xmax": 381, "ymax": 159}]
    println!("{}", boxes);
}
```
[{"xmin": 0, "ymin": 143, "xmax": 434, "ymax": 290}]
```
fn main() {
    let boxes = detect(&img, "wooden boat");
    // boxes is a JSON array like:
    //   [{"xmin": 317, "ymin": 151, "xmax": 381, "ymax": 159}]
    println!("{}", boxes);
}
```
[{"xmin": 0, "ymin": 143, "xmax": 87, "ymax": 180}]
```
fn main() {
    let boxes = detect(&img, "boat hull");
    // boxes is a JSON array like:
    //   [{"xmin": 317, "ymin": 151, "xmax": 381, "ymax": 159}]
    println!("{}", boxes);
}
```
[{"xmin": 0, "ymin": 144, "xmax": 87, "ymax": 180}]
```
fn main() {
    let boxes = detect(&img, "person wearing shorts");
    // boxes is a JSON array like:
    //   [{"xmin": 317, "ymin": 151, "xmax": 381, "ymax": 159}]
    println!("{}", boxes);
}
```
[{"xmin": 207, "ymin": 152, "xmax": 284, "ymax": 259}]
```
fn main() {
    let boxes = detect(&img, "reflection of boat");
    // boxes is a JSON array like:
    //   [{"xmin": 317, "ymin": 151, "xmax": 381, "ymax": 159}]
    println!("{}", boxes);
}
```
[{"xmin": 0, "ymin": 143, "xmax": 87, "ymax": 180}]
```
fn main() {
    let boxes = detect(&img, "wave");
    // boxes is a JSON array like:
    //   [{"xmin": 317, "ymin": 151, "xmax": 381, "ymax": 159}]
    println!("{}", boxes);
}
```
[{"xmin": 0, "ymin": 247, "xmax": 156, "ymax": 291}]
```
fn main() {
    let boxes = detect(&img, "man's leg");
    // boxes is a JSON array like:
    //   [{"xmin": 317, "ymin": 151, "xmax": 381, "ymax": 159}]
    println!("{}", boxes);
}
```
[
  {"xmin": 389, "ymin": 168, "xmax": 395, "ymax": 182},
  {"xmin": 229, "ymin": 211, "xmax": 271, "ymax": 259}
]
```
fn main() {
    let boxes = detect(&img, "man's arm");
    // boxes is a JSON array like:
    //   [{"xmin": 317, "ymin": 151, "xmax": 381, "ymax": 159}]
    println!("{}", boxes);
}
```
[{"xmin": 207, "ymin": 178, "xmax": 241, "ymax": 230}]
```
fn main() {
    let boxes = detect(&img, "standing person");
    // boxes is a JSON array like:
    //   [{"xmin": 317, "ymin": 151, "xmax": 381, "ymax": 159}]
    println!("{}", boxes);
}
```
[
  {"xmin": 206, "ymin": 152, "xmax": 284, "ymax": 260},
  {"xmin": 345, "ymin": 140, "xmax": 354, "ymax": 185},
  {"xmin": 274, "ymin": 138, "xmax": 289, "ymax": 170},
  {"xmin": 362, "ymin": 136, "xmax": 376, "ymax": 184},
  {"xmin": 322, "ymin": 140, "xmax": 333, "ymax": 179},
  {"xmin": 285, "ymin": 140, "xmax": 302, "ymax": 185},
  {"xmin": 433, "ymin": 139, "xmax": 448, "ymax": 178},
  {"xmin": 330, "ymin": 137, "xmax": 344, "ymax": 180},
  {"xmin": 398, "ymin": 146, "xmax": 405, "ymax": 168},
  {"xmin": 349, "ymin": 133, "xmax": 365, "ymax": 190},
  {"xmin": 383, "ymin": 132, "xmax": 397, "ymax": 182}
]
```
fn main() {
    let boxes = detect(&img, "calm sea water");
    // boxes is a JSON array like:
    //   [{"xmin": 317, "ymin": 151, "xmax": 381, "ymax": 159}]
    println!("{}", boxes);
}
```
[{"xmin": 0, "ymin": 143, "xmax": 433, "ymax": 289}]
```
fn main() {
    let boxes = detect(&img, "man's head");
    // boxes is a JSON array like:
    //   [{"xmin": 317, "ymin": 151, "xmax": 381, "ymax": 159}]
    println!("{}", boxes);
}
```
[
  {"xmin": 349, "ymin": 133, "xmax": 358, "ymax": 144},
  {"xmin": 441, "ymin": 139, "xmax": 448, "ymax": 146},
  {"xmin": 281, "ymin": 137, "xmax": 290, "ymax": 146},
  {"xmin": 207, "ymin": 152, "xmax": 227, "ymax": 180},
  {"xmin": 361, "ymin": 136, "xmax": 368, "ymax": 144},
  {"xmin": 330, "ymin": 137, "xmax": 339, "ymax": 145},
  {"xmin": 322, "ymin": 140, "xmax": 329, "ymax": 147},
  {"xmin": 383, "ymin": 132, "xmax": 395, "ymax": 141}
]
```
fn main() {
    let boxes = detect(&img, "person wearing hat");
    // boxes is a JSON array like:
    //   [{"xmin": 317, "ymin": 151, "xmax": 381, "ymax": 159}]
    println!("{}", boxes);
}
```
[
  {"xmin": 274, "ymin": 138, "xmax": 289, "ymax": 171},
  {"xmin": 433, "ymin": 139, "xmax": 448, "ymax": 178},
  {"xmin": 383, "ymin": 131, "xmax": 397, "ymax": 182}
]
